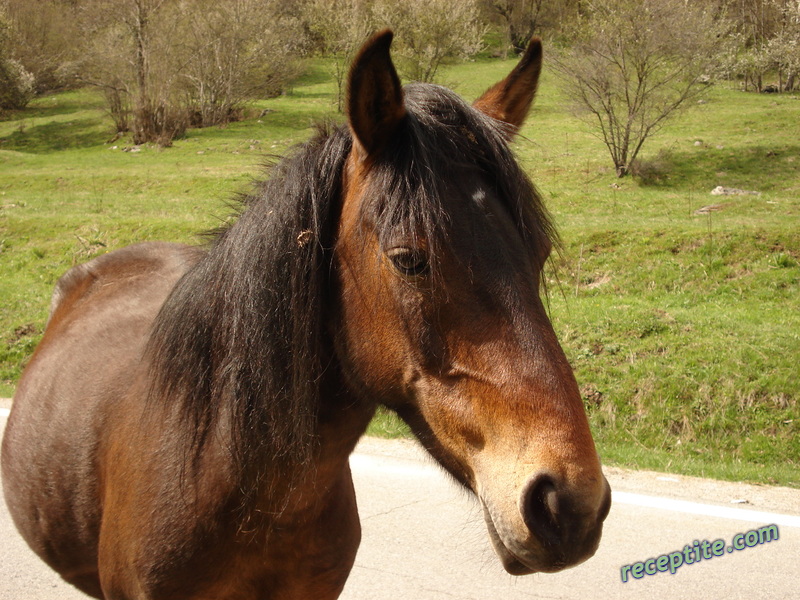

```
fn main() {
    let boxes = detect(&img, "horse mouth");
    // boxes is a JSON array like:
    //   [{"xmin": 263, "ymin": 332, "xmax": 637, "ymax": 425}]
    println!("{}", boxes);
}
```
[
  {"xmin": 482, "ymin": 505, "xmax": 539, "ymax": 575},
  {"xmin": 481, "ymin": 504, "xmax": 574, "ymax": 576}
]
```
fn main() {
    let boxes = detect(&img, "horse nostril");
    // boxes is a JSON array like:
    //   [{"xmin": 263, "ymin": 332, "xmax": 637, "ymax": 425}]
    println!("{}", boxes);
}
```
[
  {"xmin": 597, "ymin": 479, "xmax": 612, "ymax": 523},
  {"xmin": 520, "ymin": 473, "xmax": 562, "ymax": 547}
]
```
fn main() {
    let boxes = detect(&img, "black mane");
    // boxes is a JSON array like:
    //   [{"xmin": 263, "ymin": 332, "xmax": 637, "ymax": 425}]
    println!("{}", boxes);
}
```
[
  {"xmin": 146, "ymin": 125, "xmax": 350, "ymax": 490},
  {"xmin": 146, "ymin": 83, "xmax": 556, "ymax": 494}
]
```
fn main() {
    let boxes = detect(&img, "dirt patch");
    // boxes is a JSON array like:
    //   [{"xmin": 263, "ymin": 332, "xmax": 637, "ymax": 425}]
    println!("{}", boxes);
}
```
[{"xmin": 8, "ymin": 323, "xmax": 39, "ymax": 343}]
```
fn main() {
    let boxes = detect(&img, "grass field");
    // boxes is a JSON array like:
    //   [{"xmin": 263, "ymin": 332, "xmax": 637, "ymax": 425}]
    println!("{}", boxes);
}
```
[{"xmin": 1, "ymin": 56, "xmax": 798, "ymax": 487}]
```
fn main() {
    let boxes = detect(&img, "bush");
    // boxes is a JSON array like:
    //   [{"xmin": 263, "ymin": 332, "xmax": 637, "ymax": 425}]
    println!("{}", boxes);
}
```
[
  {"xmin": 552, "ymin": 0, "xmax": 727, "ymax": 177},
  {"xmin": 0, "ymin": 6, "xmax": 34, "ymax": 109},
  {"xmin": 79, "ymin": 0, "xmax": 303, "ymax": 146},
  {"xmin": 0, "ymin": 57, "xmax": 34, "ymax": 110},
  {"xmin": 132, "ymin": 102, "xmax": 188, "ymax": 148},
  {"xmin": 177, "ymin": 0, "xmax": 305, "ymax": 128},
  {"xmin": 2, "ymin": 0, "xmax": 83, "ymax": 94}
]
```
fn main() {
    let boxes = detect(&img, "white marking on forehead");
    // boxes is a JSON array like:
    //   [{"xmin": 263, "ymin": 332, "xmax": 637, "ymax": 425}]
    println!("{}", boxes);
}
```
[{"xmin": 472, "ymin": 189, "xmax": 487, "ymax": 204}]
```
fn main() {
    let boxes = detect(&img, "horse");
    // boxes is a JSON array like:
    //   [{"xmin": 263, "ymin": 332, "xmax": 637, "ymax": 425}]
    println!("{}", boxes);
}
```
[{"xmin": 1, "ymin": 31, "xmax": 610, "ymax": 599}]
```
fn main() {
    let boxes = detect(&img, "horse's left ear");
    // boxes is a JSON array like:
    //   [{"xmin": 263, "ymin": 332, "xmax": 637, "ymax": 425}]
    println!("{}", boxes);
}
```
[
  {"xmin": 347, "ymin": 30, "xmax": 406, "ymax": 161},
  {"xmin": 473, "ymin": 38, "xmax": 543, "ymax": 136}
]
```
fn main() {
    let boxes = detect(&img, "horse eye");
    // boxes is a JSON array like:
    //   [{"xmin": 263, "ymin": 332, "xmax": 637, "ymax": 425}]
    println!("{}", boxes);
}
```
[{"xmin": 386, "ymin": 247, "xmax": 429, "ymax": 277}]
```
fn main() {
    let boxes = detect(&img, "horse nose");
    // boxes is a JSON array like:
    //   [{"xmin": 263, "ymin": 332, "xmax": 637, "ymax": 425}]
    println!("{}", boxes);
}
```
[
  {"xmin": 520, "ymin": 472, "xmax": 611, "ymax": 558},
  {"xmin": 520, "ymin": 474, "xmax": 561, "ymax": 547}
]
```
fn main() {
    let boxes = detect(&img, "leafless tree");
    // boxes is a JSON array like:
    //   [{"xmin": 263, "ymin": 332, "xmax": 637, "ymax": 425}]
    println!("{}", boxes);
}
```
[
  {"xmin": 553, "ymin": 0, "xmax": 727, "ymax": 177},
  {"xmin": 490, "ymin": 0, "xmax": 545, "ymax": 54},
  {"xmin": 78, "ymin": 0, "xmax": 303, "ymax": 145},
  {"xmin": 77, "ymin": 0, "xmax": 185, "ymax": 145},
  {"xmin": 373, "ymin": 0, "xmax": 486, "ymax": 83},
  {"xmin": 479, "ymin": 0, "xmax": 584, "ymax": 55},
  {"xmin": 301, "ymin": 0, "xmax": 374, "ymax": 112},
  {"xmin": 178, "ymin": 0, "xmax": 304, "ymax": 127}
]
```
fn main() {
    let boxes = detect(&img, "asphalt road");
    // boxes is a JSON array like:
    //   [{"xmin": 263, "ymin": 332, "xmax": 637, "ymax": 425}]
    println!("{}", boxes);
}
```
[{"xmin": 1, "ymin": 407, "xmax": 799, "ymax": 599}]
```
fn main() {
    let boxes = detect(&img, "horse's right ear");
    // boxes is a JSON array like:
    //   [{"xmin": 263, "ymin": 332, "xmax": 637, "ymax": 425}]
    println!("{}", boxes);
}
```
[
  {"xmin": 347, "ymin": 30, "xmax": 406, "ymax": 161},
  {"xmin": 473, "ymin": 37, "xmax": 543, "ymax": 136}
]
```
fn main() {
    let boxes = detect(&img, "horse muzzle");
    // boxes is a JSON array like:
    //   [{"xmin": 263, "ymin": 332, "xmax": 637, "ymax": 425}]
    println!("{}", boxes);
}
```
[{"xmin": 481, "ymin": 472, "xmax": 612, "ymax": 575}]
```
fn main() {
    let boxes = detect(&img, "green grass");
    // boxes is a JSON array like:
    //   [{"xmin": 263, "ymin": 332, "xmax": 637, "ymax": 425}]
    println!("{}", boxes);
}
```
[
  {"xmin": 516, "ymin": 74, "xmax": 800, "ymax": 487},
  {"xmin": 1, "ymin": 58, "xmax": 798, "ymax": 487}
]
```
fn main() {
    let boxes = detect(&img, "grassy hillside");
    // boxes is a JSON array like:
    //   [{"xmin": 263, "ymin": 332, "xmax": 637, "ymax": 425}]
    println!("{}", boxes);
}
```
[{"xmin": 1, "ymin": 57, "xmax": 798, "ymax": 486}]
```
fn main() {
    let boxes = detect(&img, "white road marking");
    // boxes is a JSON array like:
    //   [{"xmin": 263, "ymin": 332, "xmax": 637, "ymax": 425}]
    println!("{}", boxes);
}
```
[
  {"xmin": 613, "ymin": 491, "xmax": 800, "ymax": 528},
  {"xmin": 0, "ymin": 407, "xmax": 9, "ymax": 418}
]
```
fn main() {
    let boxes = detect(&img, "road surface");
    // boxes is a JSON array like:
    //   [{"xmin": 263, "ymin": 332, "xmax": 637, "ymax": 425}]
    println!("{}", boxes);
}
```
[{"xmin": 1, "ymin": 405, "xmax": 798, "ymax": 599}]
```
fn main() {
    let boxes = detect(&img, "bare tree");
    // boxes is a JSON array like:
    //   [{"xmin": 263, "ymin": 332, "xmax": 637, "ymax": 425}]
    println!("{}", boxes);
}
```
[
  {"xmin": 79, "ymin": 0, "xmax": 304, "ymax": 145},
  {"xmin": 479, "ymin": 0, "xmax": 584, "ymax": 55},
  {"xmin": 78, "ymin": 0, "xmax": 186, "ymax": 145},
  {"xmin": 553, "ymin": 0, "xmax": 727, "ymax": 177},
  {"xmin": 490, "ymin": 0, "xmax": 544, "ymax": 54},
  {"xmin": 302, "ymin": 0, "xmax": 374, "ymax": 112},
  {"xmin": 177, "ymin": 0, "xmax": 304, "ymax": 127},
  {"xmin": 373, "ymin": 0, "xmax": 486, "ymax": 83}
]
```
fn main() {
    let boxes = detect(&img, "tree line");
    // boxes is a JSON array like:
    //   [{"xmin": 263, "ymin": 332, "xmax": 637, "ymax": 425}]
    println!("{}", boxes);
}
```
[
  {"xmin": 0, "ymin": 0, "xmax": 486, "ymax": 144},
  {"xmin": 1, "ymin": 0, "xmax": 798, "ymax": 174}
]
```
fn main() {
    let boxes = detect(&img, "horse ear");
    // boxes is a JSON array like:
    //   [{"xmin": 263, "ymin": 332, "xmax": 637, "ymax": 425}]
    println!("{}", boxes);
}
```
[
  {"xmin": 347, "ymin": 30, "xmax": 406, "ymax": 160},
  {"xmin": 473, "ymin": 37, "xmax": 543, "ymax": 136}
]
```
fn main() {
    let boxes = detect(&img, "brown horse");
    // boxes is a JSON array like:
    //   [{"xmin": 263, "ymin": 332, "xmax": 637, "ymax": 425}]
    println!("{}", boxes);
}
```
[{"xmin": 1, "ymin": 31, "xmax": 610, "ymax": 599}]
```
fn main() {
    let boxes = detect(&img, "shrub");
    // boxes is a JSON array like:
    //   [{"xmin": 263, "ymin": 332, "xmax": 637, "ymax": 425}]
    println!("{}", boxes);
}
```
[{"xmin": 0, "ymin": 56, "xmax": 34, "ymax": 109}]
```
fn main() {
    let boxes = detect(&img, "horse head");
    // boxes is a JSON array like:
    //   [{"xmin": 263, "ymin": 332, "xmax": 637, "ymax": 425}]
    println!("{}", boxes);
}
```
[{"xmin": 332, "ymin": 31, "xmax": 611, "ymax": 575}]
